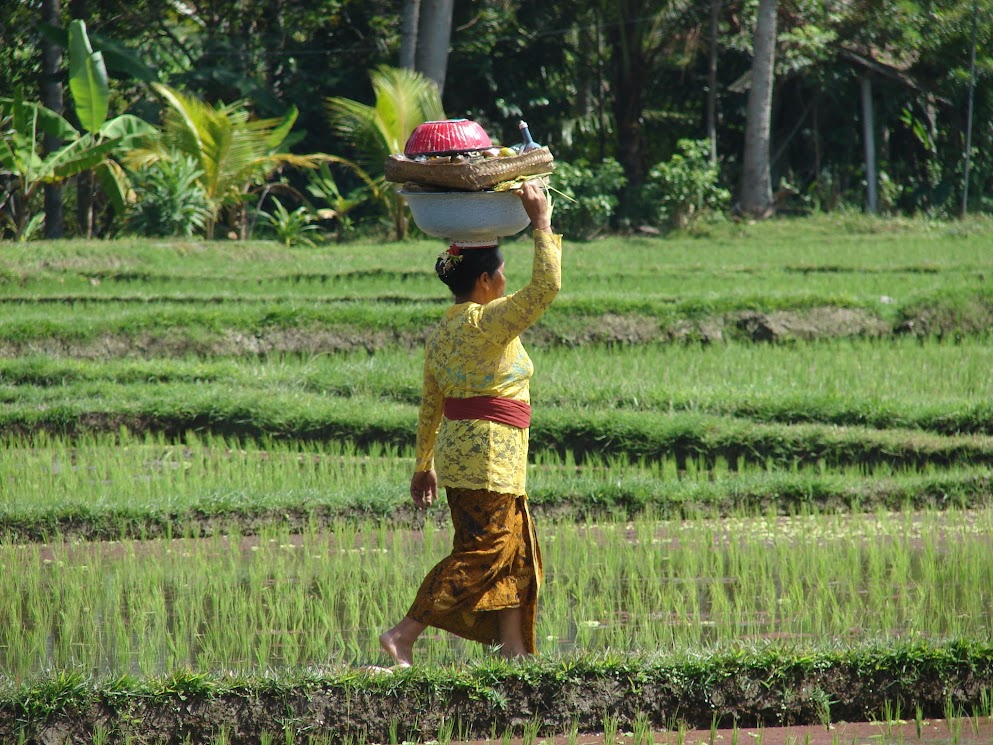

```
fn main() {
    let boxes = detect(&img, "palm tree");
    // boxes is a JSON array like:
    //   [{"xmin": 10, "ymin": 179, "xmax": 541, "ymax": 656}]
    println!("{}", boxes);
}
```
[
  {"xmin": 326, "ymin": 65, "xmax": 445, "ymax": 240},
  {"xmin": 740, "ymin": 0, "xmax": 777, "ymax": 218},
  {"xmin": 131, "ymin": 83, "xmax": 318, "ymax": 239}
]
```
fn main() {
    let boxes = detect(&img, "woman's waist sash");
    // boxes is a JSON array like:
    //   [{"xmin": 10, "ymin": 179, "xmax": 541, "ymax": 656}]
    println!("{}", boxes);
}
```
[{"xmin": 443, "ymin": 396, "xmax": 531, "ymax": 429}]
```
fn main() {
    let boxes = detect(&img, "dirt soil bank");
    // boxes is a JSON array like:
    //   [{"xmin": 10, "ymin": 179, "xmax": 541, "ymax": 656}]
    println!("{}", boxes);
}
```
[
  {"xmin": 0, "ymin": 303, "xmax": 983, "ymax": 360},
  {"xmin": 4, "ymin": 651, "xmax": 992, "ymax": 745}
]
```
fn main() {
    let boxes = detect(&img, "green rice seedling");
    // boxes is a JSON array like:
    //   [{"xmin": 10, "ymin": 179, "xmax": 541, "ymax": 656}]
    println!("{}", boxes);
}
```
[
  {"xmin": 968, "ymin": 709, "xmax": 982, "ymax": 736},
  {"xmin": 522, "ymin": 716, "xmax": 542, "ymax": 745},
  {"xmin": 437, "ymin": 716, "xmax": 455, "ymax": 745},
  {"xmin": 709, "ymin": 714, "xmax": 721, "ymax": 745},
  {"xmin": 603, "ymin": 713, "xmax": 620, "ymax": 745},
  {"xmin": 91, "ymin": 724, "xmax": 110, "ymax": 745},
  {"xmin": 457, "ymin": 718, "xmax": 474, "ymax": 744},
  {"xmin": 943, "ymin": 699, "xmax": 964, "ymax": 737},
  {"xmin": 563, "ymin": 718, "xmax": 581, "ymax": 745},
  {"xmin": 810, "ymin": 688, "xmax": 834, "ymax": 730},
  {"xmin": 915, "ymin": 705, "xmax": 925, "ymax": 739},
  {"xmin": 633, "ymin": 712, "xmax": 653, "ymax": 745}
]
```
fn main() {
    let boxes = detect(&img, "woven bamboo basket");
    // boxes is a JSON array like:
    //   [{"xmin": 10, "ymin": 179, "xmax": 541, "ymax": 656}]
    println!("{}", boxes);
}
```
[{"xmin": 385, "ymin": 147, "xmax": 554, "ymax": 191}]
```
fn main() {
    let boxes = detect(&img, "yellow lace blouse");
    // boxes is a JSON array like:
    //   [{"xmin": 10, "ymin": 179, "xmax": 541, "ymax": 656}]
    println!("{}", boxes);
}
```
[{"xmin": 414, "ymin": 231, "xmax": 562, "ymax": 495}]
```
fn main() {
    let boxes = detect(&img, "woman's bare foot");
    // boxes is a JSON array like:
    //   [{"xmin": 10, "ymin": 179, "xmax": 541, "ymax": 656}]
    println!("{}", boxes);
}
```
[
  {"xmin": 500, "ymin": 644, "xmax": 528, "ymax": 660},
  {"xmin": 379, "ymin": 616, "xmax": 425, "ymax": 667},
  {"xmin": 379, "ymin": 630, "xmax": 414, "ymax": 667}
]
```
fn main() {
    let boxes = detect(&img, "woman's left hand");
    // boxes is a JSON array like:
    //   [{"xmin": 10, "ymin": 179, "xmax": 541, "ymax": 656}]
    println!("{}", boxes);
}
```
[{"xmin": 410, "ymin": 469, "xmax": 438, "ymax": 509}]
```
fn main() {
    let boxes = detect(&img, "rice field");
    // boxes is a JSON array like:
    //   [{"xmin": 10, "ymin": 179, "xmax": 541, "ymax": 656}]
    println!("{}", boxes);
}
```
[
  {"xmin": 4, "ymin": 334, "xmax": 993, "ymax": 417},
  {"xmin": 2, "ymin": 218, "xmax": 993, "ymax": 739},
  {"xmin": 2, "ymin": 431, "xmax": 991, "ymax": 537},
  {"xmin": 2, "ymin": 506, "xmax": 991, "ymax": 681}
]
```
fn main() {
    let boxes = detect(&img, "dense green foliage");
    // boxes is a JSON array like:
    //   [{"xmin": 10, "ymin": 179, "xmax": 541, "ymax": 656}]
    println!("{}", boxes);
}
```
[
  {"xmin": 2, "ymin": 1, "xmax": 992, "ymax": 239},
  {"xmin": 126, "ymin": 152, "xmax": 210, "ymax": 238},
  {"xmin": 645, "ymin": 139, "xmax": 732, "ymax": 229}
]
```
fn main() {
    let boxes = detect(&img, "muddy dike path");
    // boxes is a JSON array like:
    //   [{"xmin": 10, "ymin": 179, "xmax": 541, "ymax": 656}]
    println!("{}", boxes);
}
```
[{"xmin": 3, "ymin": 643, "xmax": 993, "ymax": 744}]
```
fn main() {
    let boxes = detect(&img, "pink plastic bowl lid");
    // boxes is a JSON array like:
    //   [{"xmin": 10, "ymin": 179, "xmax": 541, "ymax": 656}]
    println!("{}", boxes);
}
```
[{"xmin": 404, "ymin": 119, "xmax": 493, "ymax": 156}]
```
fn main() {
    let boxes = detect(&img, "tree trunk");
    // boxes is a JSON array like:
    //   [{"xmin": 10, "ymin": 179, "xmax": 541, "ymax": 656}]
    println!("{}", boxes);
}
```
[
  {"xmin": 739, "ymin": 0, "xmax": 777, "ymax": 218},
  {"xmin": 607, "ymin": 12, "xmax": 649, "ymax": 219},
  {"xmin": 77, "ymin": 172, "xmax": 96, "ymax": 238},
  {"xmin": 861, "ymin": 76, "xmax": 877, "ymax": 215},
  {"xmin": 414, "ymin": 0, "xmax": 453, "ymax": 96},
  {"xmin": 41, "ymin": 0, "xmax": 64, "ymax": 239},
  {"xmin": 707, "ymin": 0, "xmax": 721, "ymax": 165},
  {"xmin": 400, "ymin": 0, "xmax": 421, "ymax": 70}
]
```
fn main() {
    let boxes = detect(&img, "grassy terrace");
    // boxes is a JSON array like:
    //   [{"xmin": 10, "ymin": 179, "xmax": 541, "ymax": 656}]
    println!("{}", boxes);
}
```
[
  {"xmin": 2, "ymin": 217, "xmax": 993, "ymax": 353},
  {"xmin": 2, "ymin": 216, "xmax": 992, "ymax": 742}
]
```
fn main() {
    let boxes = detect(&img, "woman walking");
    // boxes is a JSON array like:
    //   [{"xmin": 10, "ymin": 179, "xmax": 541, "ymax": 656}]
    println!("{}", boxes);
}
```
[{"xmin": 380, "ymin": 180, "xmax": 561, "ymax": 665}]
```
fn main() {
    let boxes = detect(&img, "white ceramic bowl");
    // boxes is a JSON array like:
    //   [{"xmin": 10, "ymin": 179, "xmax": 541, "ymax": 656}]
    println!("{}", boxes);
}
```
[{"xmin": 399, "ymin": 190, "xmax": 530, "ymax": 242}]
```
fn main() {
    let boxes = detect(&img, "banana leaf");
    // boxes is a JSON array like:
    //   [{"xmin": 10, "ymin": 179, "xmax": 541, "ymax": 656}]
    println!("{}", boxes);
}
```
[{"xmin": 69, "ymin": 20, "xmax": 110, "ymax": 133}]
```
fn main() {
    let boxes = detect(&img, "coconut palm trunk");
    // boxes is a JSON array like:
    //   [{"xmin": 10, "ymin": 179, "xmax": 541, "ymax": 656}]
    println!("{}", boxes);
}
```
[
  {"xmin": 739, "ymin": 0, "xmax": 777, "ymax": 218},
  {"xmin": 414, "ymin": 0, "xmax": 453, "ymax": 96},
  {"xmin": 400, "ymin": 0, "xmax": 421, "ymax": 70}
]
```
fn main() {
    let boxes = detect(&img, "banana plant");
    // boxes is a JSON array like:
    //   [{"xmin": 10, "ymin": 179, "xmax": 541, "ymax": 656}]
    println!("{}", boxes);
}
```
[
  {"xmin": 0, "ymin": 20, "xmax": 153, "ymax": 239},
  {"xmin": 0, "ymin": 99, "xmax": 120, "ymax": 239},
  {"xmin": 66, "ymin": 19, "xmax": 156, "ymax": 217}
]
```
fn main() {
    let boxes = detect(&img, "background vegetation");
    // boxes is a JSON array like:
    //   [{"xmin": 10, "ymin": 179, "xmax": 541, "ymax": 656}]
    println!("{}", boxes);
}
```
[{"xmin": 2, "ymin": 0, "xmax": 992, "ymax": 242}]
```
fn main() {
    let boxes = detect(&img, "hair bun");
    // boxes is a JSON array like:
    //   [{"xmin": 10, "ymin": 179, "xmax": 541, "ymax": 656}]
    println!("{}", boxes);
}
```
[
  {"xmin": 433, "ymin": 245, "xmax": 503, "ymax": 296},
  {"xmin": 436, "ymin": 252, "xmax": 463, "ymax": 279}
]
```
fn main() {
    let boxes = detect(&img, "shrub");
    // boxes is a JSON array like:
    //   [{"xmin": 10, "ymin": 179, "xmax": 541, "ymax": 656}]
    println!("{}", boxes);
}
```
[
  {"xmin": 126, "ymin": 153, "xmax": 210, "ymax": 238},
  {"xmin": 644, "ymin": 139, "xmax": 730, "ymax": 230},
  {"xmin": 305, "ymin": 163, "xmax": 366, "ymax": 241},
  {"xmin": 549, "ymin": 159, "xmax": 626, "ymax": 240},
  {"xmin": 258, "ymin": 197, "xmax": 320, "ymax": 247}
]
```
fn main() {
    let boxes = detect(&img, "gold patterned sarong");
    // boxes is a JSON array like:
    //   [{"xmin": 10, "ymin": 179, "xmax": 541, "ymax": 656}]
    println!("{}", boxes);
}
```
[{"xmin": 407, "ymin": 488, "xmax": 543, "ymax": 653}]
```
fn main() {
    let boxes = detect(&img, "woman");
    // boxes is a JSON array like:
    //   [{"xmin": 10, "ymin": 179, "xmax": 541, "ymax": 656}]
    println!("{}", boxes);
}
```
[{"xmin": 380, "ymin": 180, "xmax": 561, "ymax": 666}]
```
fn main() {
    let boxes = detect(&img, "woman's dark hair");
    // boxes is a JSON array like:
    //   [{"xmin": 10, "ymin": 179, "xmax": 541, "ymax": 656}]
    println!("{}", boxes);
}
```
[{"xmin": 435, "ymin": 246, "xmax": 503, "ymax": 296}]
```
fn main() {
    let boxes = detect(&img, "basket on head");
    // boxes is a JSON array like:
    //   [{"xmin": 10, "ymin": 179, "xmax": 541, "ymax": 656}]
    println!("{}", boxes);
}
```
[{"xmin": 385, "ymin": 147, "xmax": 554, "ymax": 191}]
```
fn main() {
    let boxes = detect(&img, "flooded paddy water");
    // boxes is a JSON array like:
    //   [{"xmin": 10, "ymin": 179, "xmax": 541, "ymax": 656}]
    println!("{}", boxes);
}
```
[
  {"xmin": 459, "ymin": 717, "xmax": 993, "ymax": 745},
  {"xmin": 2, "ymin": 508, "xmax": 991, "ymax": 678}
]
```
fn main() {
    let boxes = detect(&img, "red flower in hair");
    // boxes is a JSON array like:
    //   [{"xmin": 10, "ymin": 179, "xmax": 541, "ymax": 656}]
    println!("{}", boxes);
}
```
[{"xmin": 447, "ymin": 243, "xmax": 461, "ymax": 256}]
